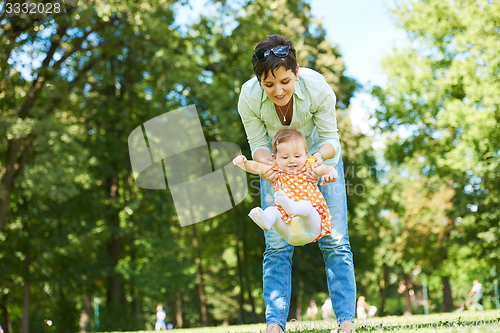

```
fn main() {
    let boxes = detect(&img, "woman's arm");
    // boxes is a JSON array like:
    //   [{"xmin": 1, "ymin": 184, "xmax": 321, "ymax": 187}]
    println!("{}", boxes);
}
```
[
  {"xmin": 238, "ymin": 80, "xmax": 273, "ymax": 159},
  {"xmin": 311, "ymin": 143, "xmax": 336, "ymax": 167},
  {"xmin": 253, "ymin": 149, "xmax": 274, "ymax": 164},
  {"xmin": 307, "ymin": 70, "xmax": 342, "ymax": 166}
]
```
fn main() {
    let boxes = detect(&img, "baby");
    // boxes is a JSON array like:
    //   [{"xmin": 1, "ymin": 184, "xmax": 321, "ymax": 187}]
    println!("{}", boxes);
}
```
[{"xmin": 233, "ymin": 129, "xmax": 338, "ymax": 245}]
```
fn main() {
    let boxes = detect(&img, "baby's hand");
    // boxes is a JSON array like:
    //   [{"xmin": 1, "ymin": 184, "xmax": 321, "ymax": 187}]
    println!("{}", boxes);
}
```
[
  {"xmin": 320, "ymin": 169, "xmax": 338, "ymax": 186},
  {"xmin": 232, "ymin": 155, "xmax": 247, "ymax": 167}
]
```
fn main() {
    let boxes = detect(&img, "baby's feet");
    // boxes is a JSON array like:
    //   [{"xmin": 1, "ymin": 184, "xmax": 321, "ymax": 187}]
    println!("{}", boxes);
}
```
[
  {"xmin": 248, "ymin": 207, "xmax": 273, "ymax": 231},
  {"xmin": 274, "ymin": 190, "xmax": 296, "ymax": 215}
]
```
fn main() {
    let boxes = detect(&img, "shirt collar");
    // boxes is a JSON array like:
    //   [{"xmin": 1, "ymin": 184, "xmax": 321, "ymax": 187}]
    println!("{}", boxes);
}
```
[
  {"xmin": 261, "ymin": 86, "xmax": 268, "ymax": 103},
  {"xmin": 294, "ymin": 77, "xmax": 305, "ymax": 100}
]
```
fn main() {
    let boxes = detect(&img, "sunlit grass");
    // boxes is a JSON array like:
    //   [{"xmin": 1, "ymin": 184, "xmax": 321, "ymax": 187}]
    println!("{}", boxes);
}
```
[{"xmin": 106, "ymin": 309, "xmax": 500, "ymax": 333}]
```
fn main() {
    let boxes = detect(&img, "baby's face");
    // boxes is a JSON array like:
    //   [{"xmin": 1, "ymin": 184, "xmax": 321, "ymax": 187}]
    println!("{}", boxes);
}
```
[{"xmin": 273, "ymin": 139, "xmax": 308, "ymax": 173}]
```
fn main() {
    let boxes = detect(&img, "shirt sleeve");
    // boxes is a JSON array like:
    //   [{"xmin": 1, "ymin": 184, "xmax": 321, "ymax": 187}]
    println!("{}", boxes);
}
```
[
  {"xmin": 310, "ymin": 80, "xmax": 341, "ymax": 165},
  {"xmin": 237, "ymin": 82, "xmax": 272, "ymax": 159}
]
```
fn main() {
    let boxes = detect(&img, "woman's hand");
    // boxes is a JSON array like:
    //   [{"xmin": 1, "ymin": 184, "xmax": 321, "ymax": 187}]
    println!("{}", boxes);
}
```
[
  {"xmin": 305, "ymin": 167, "xmax": 320, "ymax": 184},
  {"xmin": 260, "ymin": 159, "xmax": 278, "ymax": 184},
  {"xmin": 305, "ymin": 152, "xmax": 323, "ymax": 184},
  {"xmin": 311, "ymin": 152, "xmax": 324, "ymax": 168}
]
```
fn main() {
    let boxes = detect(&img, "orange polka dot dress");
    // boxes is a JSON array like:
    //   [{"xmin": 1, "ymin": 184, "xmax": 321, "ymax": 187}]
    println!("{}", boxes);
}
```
[{"xmin": 272, "ymin": 156, "xmax": 331, "ymax": 242}]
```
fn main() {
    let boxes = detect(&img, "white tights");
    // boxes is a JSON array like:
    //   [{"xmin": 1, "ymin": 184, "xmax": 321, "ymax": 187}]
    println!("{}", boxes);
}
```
[{"xmin": 248, "ymin": 190, "xmax": 321, "ymax": 246}]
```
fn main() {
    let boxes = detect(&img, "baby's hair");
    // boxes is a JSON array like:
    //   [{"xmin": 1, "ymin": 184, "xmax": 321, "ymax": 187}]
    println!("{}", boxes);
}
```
[{"xmin": 272, "ymin": 129, "xmax": 307, "ymax": 154}]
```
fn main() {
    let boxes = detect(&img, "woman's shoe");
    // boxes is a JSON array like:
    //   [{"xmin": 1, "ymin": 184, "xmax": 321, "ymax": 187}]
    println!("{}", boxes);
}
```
[{"xmin": 263, "ymin": 323, "xmax": 283, "ymax": 333}]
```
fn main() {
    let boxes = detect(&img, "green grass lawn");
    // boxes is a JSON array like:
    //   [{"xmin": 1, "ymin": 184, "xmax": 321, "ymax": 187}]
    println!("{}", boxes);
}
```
[{"xmin": 108, "ymin": 309, "xmax": 500, "ymax": 333}]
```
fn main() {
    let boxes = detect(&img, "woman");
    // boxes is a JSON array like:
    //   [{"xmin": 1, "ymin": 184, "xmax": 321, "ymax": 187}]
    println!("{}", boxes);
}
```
[{"xmin": 237, "ymin": 35, "xmax": 356, "ymax": 333}]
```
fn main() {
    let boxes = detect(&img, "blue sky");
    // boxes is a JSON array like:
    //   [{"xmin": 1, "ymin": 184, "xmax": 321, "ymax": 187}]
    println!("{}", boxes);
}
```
[
  {"xmin": 308, "ymin": 0, "xmax": 408, "ymax": 134},
  {"xmin": 310, "ymin": 0, "xmax": 407, "ymax": 87},
  {"xmin": 12, "ymin": 0, "xmax": 407, "ymax": 137},
  {"xmin": 174, "ymin": 0, "xmax": 408, "ymax": 135},
  {"xmin": 174, "ymin": 0, "xmax": 407, "ymax": 87}
]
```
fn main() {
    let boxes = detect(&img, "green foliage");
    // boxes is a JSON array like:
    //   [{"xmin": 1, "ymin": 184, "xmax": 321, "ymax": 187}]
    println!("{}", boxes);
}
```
[
  {"xmin": 6, "ymin": 0, "xmax": 498, "ymax": 330},
  {"xmin": 370, "ymin": 0, "xmax": 500, "ymax": 315},
  {"xmin": 0, "ymin": 0, "xmax": 367, "ymax": 330}
]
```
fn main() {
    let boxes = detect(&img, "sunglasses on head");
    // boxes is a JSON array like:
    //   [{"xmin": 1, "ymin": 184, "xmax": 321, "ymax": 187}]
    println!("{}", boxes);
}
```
[{"xmin": 253, "ymin": 45, "xmax": 290, "ymax": 61}]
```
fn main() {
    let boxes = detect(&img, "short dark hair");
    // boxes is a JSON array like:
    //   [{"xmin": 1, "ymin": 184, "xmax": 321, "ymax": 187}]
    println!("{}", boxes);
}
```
[
  {"xmin": 252, "ymin": 35, "xmax": 297, "ymax": 83},
  {"xmin": 272, "ymin": 129, "xmax": 307, "ymax": 155}
]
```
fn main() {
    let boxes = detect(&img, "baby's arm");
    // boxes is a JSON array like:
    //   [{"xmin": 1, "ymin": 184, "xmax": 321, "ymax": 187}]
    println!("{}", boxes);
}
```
[
  {"xmin": 312, "ymin": 164, "xmax": 338, "ymax": 186},
  {"xmin": 233, "ymin": 155, "xmax": 272, "ymax": 175}
]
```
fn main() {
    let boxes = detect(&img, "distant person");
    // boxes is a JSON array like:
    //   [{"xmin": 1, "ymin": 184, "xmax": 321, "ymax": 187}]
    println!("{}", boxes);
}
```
[
  {"xmin": 306, "ymin": 300, "xmax": 318, "ymax": 321},
  {"xmin": 467, "ymin": 280, "xmax": 484, "ymax": 310},
  {"xmin": 357, "ymin": 296, "xmax": 377, "ymax": 319},
  {"xmin": 156, "ymin": 305, "xmax": 167, "ymax": 331},
  {"xmin": 321, "ymin": 297, "xmax": 334, "ymax": 320},
  {"xmin": 0, "ymin": 324, "xmax": 4, "ymax": 333},
  {"xmin": 79, "ymin": 309, "xmax": 90, "ymax": 333}
]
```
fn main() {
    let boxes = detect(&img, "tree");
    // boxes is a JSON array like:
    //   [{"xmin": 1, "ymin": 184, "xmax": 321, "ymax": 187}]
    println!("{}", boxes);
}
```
[
  {"xmin": 373, "ymin": 0, "xmax": 500, "ymax": 311},
  {"xmin": 0, "ymin": 0, "xmax": 368, "ymax": 329},
  {"xmin": 1, "ymin": 0, "xmax": 203, "ymax": 330}
]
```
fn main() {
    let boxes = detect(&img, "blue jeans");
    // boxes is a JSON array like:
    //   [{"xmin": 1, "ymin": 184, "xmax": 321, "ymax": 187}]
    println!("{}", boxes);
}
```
[{"xmin": 260, "ymin": 156, "xmax": 356, "ymax": 330}]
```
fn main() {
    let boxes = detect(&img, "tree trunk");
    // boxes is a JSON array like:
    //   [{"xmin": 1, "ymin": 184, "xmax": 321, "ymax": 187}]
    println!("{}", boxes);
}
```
[
  {"xmin": 104, "ymin": 176, "xmax": 123, "ymax": 331},
  {"xmin": 0, "ymin": 138, "xmax": 23, "ymax": 231},
  {"xmin": 130, "ymin": 281, "xmax": 139, "ymax": 328},
  {"xmin": 129, "ymin": 243, "xmax": 141, "ymax": 329},
  {"xmin": 196, "ymin": 258, "xmax": 208, "ymax": 326},
  {"xmin": 84, "ymin": 294, "xmax": 92, "ymax": 319},
  {"xmin": 296, "ymin": 281, "xmax": 303, "ymax": 322},
  {"xmin": 287, "ymin": 265, "xmax": 298, "ymax": 322},
  {"xmin": 1, "ymin": 293, "xmax": 11, "ymax": 333},
  {"xmin": 0, "ymin": 33, "xmax": 20, "ymax": 92},
  {"xmin": 241, "ymin": 219, "xmax": 258, "ymax": 323},
  {"xmin": 0, "ymin": 18, "xmax": 108, "ymax": 231},
  {"xmin": 232, "ymin": 206, "xmax": 244, "ymax": 324},
  {"xmin": 106, "ymin": 228, "xmax": 121, "ymax": 305},
  {"xmin": 173, "ymin": 289, "xmax": 183, "ymax": 328},
  {"xmin": 106, "ymin": 176, "xmax": 121, "ymax": 305},
  {"xmin": 191, "ymin": 225, "xmax": 208, "ymax": 326},
  {"xmin": 0, "ymin": 22, "xmax": 68, "ymax": 231},
  {"xmin": 235, "ymin": 233, "xmax": 244, "ymax": 324},
  {"xmin": 379, "ymin": 264, "xmax": 388, "ymax": 316},
  {"xmin": 441, "ymin": 276, "xmax": 454, "ymax": 312},
  {"xmin": 439, "ymin": 236, "xmax": 454, "ymax": 312},
  {"xmin": 233, "ymin": 204, "xmax": 258, "ymax": 323},
  {"xmin": 22, "ymin": 257, "xmax": 30, "ymax": 333},
  {"xmin": 288, "ymin": 293, "xmax": 298, "ymax": 321},
  {"xmin": 403, "ymin": 275, "xmax": 412, "ymax": 316}
]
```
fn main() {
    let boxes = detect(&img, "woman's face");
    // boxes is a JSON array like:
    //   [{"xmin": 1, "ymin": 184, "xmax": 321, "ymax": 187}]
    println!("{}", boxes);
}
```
[{"xmin": 260, "ymin": 65, "xmax": 299, "ymax": 107}]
